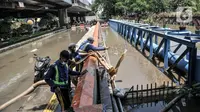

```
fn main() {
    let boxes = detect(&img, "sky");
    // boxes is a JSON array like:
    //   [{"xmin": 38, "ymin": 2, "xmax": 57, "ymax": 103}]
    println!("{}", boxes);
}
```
[{"xmin": 88, "ymin": 0, "xmax": 93, "ymax": 4}]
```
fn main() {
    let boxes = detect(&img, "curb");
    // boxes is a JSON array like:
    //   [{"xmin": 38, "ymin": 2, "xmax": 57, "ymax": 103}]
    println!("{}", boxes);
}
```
[{"xmin": 0, "ymin": 29, "xmax": 66, "ymax": 53}]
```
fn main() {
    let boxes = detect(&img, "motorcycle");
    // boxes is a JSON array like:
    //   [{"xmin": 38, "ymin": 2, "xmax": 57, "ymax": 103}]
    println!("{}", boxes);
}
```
[{"xmin": 33, "ymin": 54, "xmax": 51, "ymax": 83}]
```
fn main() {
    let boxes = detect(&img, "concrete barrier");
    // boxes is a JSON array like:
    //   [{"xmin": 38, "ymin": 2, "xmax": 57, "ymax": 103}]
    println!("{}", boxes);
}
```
[{"xmin": 72, "ymin": 23, "xmax": 100, "ymax": 109}]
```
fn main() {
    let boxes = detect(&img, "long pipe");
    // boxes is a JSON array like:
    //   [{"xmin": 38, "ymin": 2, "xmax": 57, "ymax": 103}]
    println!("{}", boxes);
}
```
[
  {"xmin": 0, "ymin": 80, "xmax": 47, "ymax": 111},
  {"xmin": 115, "ymin": 96, "xmax": 124, "ymax": 112},
  {"xmin": 161, "ymin": 93, "xmax": 185, "ymax": 112}
]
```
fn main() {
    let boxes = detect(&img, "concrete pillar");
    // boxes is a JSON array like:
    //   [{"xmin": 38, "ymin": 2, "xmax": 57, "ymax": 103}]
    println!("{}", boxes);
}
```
[{"xmin": 58, "ymin": 9, "xmax": 68, "ymax": 27}]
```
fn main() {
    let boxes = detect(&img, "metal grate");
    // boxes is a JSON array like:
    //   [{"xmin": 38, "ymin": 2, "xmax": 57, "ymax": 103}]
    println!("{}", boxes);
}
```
[{"xmin": 122, "ymin": 81, "xmax": 179, "ymax": 106}]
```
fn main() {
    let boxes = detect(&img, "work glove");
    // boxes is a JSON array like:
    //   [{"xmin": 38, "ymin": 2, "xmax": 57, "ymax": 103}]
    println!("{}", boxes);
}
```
[
  {"xmin": 105, "ymin": 47, "xmax": 110, "ymax": 50},
  {"xmin": 88, "ymin": 50, "xmax": 94, "ymax": 53},
  {"xmin": 69, "ymin": 60, "xmax": 76, "ymax": 66},
  {"xmin": 89, "ymin": 51, "xmax": 96, "ymax": 55},
  {"xmin": 80, "ymin": 69, "xmax": 88, "ymax": 76}
]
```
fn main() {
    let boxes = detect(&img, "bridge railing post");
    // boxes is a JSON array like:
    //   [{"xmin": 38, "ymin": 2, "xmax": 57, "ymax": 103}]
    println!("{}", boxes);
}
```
[
  {"xmin": 149, "ymin": 33, "xmax": 154, "ymax": 59},
  {"xmin": 134, "ymin": 29, "xmax": 139, "ymax": 46},
  {"xmin": 125, "ymin": 26, "xmax": 129, "ymax": 40},
  {"xmin": 128, "ymin": 28, "xmax": 132, "ymax": 42},
  {"xmin": 164, "ymin": 38, "xmax": 169, "ymax": 70},
  {"xmin": 142, "ymin": 32, "xmax": 150, "ymax": 53},
  {"xmin": 187, "ymin": 47, "xmax": 197, "ymax": 86},
  {"xmin": 120, "ymin": 23, "xmax": 122, "ymax": 34},
  {"xmin": 140, "ymin": 31, "xmax": 144, "ymax": 51},
  {"xmin": 126, "ymin": 25, "xmax": 128, "ymax": 39},
  {"xmin": 117, "ymin": 23, "xmax": 119, "ymax": 32},
  {"xmin": 155, "ymin": 35, "xmax": 158, "ymax": 44},
  {"xmin": 135, "ymin": 30, "xmax": 142, "ymax": 47},
  {"xmin": 123, "ymin": 25, "xmax": 125, "ymax": 37},
  {"xmin": 130, "ymin": 28, "xmax": 135, "ymax": 45},
  {"xmin": 128, "ymin": 26, "xmax": 132, "ymax": 42}
]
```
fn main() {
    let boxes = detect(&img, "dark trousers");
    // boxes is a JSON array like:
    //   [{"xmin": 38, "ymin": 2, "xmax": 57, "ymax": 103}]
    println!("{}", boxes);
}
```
[
  {"xmin": 68, "ymin": 77, "xmax": 72, "ymax": 91},
  {"xmin": 55, "ymin": 87, "xmax": 71, "ymax": 111},
  {"xmin": 71, "ymin": 62, "xmax": 84, "ymax": 86}
]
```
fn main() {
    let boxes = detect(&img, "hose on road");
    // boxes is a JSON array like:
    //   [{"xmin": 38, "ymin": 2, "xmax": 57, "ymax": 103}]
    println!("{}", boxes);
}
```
[
  {"xmin": 0, "ymin": 53, "xmax": 101, "ymax": 111},
  {"xmin": 0, "ymin": 80, "xmax": 47, "ymax": 111}
]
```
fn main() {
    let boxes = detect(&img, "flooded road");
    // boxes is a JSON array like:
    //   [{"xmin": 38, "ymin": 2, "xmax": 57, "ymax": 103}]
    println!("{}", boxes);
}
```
[
  {"xmin": 102, "ymin": 27, "xmax": 171, "ymax": 89},
  {"xmin": 0, "ymin": 30, "xmax": 86, "ymax": 105},
  {"xmin": 0, "ymin": 26, "xmax": 172, "ymax": 111}
]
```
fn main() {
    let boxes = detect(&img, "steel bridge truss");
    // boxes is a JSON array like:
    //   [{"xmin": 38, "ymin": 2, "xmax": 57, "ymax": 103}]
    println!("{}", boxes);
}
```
[{"xmin": 109, "ymin": 20, "xmax": 200, "ymax": 86}]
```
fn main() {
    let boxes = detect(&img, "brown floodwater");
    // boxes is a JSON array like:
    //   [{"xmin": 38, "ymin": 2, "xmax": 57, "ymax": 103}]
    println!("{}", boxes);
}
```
[
  {"xmin": 102, "ymin": 27, "xmax": 200, "ymax": 112},
  {"xmin": 102, "ymin": 27, "xmax": 171, "ymax": 89}
]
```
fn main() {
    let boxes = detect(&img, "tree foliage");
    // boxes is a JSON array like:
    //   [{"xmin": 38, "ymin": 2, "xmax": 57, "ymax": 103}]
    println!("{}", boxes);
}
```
[
  {"xmin": 91, "ymin": 0, "xmax": 200, "ymax": 19},
  {"xmin": 92, "ymin": 0, "xmax": 116, "ymax": 19}
]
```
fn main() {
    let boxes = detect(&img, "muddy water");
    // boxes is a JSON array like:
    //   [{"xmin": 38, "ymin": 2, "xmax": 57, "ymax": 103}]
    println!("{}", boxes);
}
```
[
  {"xmin": 102, "ymin": 27, "xmax": 171, "ymax": 89},
  {"xmin": 102, "ymin": 27, "xmax": 200, "ymax": 112},
  {"xmin": 0, "ymin": 30, "xmax": 86, "ymax": 105}
]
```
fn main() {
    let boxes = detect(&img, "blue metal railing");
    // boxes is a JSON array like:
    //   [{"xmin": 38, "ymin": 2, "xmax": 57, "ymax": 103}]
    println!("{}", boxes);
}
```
[{"xmin": 109, "ymin": 19, "xmax": 200, "ymax": 86}]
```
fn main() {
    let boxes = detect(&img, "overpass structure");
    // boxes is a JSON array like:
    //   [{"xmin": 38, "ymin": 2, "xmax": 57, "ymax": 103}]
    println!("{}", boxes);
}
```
[{"xmin": 0, "ymin": 0, "xmax": 92, "ymax": 26}]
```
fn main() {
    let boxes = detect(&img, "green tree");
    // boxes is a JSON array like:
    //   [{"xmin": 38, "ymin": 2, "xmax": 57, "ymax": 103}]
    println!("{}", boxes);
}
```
[
  {"xmin": 148, "ymin": 0, "xmax": 170, "ymax": 13},
  {"xmin": 92, "ymin": 0, "xmax": 116, "ymax": 19},
  {"xmin": 91, "ymin": 0, "xmax": 200, "ymax": 20},
  {"xmin": 168, "ymin": 0, "xmax": 198, "ymax": 11}
]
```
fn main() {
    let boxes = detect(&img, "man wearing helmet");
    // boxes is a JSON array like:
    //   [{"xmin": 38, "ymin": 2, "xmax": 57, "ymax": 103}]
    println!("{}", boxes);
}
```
[
  {"xmin": 68, "ymin": 43, "xmax": 80, "ymax": 62},
  {"xmin": 67, "ymin": 38, "xmax": 109, "ymax": 86},
  {"xmin": 68, "ymin": 43, "xmax": 88, "ymax": 70},
  {"xmin": 78, "ymin": 37, "xmax": 109, "ymax": 53},
  {"xmin": 68, "ymin": 43, "xmax": 84, "ymax": 87}
]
